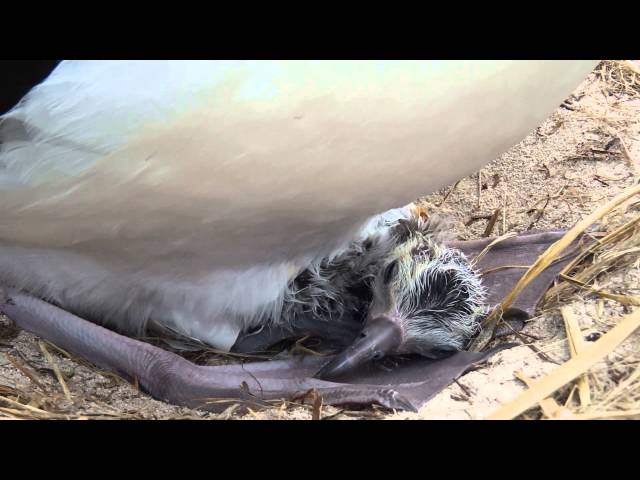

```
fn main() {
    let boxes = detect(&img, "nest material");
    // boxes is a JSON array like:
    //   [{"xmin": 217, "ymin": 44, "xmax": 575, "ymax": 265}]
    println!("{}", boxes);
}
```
[
  {"xmin": 597, "ymin": 60, "xmax": 640, "ymax": 99},
  {"xmin": 491, "ymin": 203, "xmax": 640, "ymax": 420}
]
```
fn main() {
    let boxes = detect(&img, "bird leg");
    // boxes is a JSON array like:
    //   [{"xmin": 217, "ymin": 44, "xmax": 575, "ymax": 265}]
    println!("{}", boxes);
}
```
[{"xmin": 0, "ymin": 287, "xmax": 418, "ymax": 412}]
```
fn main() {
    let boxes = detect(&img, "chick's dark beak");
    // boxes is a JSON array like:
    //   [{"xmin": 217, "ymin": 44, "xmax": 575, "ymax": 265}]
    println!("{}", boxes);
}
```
[{"xmin": 314, "ymin": 316, "xmax": 403, "ymax": 380}]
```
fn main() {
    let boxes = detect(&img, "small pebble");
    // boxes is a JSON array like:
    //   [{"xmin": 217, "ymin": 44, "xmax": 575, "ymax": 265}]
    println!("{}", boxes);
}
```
[{"xmin": 585, "ymin": 332, "xmax": 602, "ymax": 342}]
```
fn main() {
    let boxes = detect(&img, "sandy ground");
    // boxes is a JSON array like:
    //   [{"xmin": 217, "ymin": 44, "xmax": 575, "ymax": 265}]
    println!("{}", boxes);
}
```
[{"xmin": 1, "ymin": 61, "xmax": 639, "ymax": 420}]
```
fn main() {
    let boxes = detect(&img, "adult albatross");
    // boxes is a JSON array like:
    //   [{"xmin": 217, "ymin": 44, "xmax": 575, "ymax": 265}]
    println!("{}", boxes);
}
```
[{"xmin": 0, "ymin": 61, "xmax": 597, "ymax": 405}]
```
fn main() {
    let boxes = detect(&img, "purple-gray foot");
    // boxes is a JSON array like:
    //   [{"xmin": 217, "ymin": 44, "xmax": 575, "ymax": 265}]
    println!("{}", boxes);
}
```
[
  {"xmin": 0, "ymin": 287, "xmax": 514, "ymax": 413},
  {"xmin": 0, "ymin": 287, "xmax": 417, "ymax": 412}
]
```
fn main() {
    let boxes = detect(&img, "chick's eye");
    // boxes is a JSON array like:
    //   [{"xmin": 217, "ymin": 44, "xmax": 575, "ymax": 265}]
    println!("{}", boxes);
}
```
[{"xmin": 383, "ymin": 261, "xmax": 398, "ymax": 285}]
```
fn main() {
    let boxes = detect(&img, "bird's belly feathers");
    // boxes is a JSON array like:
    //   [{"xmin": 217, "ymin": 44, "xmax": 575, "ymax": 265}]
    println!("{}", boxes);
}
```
[
  {"xmin": 0, "ymin": 61, "xmax": 597, "ymax": 272},
  {"xmin": 0, "ymin": 241, "xmax": 302, "ymax": 350}
]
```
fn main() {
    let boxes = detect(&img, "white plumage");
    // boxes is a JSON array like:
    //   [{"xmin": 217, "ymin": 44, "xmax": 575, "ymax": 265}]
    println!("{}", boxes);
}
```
[{"xmin": 0, "ymin": 60, "xmax": 597, "ymax": 350}]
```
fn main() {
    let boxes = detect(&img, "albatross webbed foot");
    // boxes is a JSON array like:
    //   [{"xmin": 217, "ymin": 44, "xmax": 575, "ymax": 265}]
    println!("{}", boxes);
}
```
[{"xmin": 0, "ymin": 287, "xmax": 417, "ymax": 412}]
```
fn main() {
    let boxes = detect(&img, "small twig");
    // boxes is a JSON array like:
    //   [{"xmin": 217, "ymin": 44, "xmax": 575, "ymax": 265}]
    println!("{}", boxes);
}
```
[
  {"xmin": 454, "ymin": 379, "xmax": 472, "ymax": 398},
  {"xmin": 4, "ymin": 353, "xmax": 48, "ymax": 393},
  {"xmin": 514, "ymin": 371, "xmax": 574, "ymax": 419},
  {"xmin": 527, "ymin": 194, "xmax": 551, "ymax": 231},
  {"xmin": 480, "ymin": 265, "xmax": 531, "ymax": 276},
  {"xmin": 219, "ymin": 403, "xmax": 241, "ymax": 420},
  {"xmin": 513, "ymin": 330, "xmax": 561, "ymax": 366},
  {"xmin": 321, "ymin": 409, "xmax": 346, "ymax": 420},
  {"xmin": 477, "ymin": 171, "xmax": 483, "ymax": 210},
  {"xmin": 311, "ymin": 391, "xmax": 323, "ymax": 420},
  {"xmin": 291, "ymin": 388, "xmax": 323, "ymax": 420},
  {"xmin": 465, "ymin": 214, "xmax": 492, "ymax": 226},
  {"xmin": 561, "ymin": 307, "xmax": 591, "ymax": 407},
  {"xmin": 0, "ymin": 396, "xmax": 65, "ymax": 418},
  {"xmin": 590, "ymin": 148, "xmax": 615, "ymax": 155},
  {"xmin": 564, "ymin": 385, "xmax": 578, "ymax": 407},
  {"xmin": 486, "ymin": 308, "xmax": 640, "ymax": 420},
  {"xmin": 438, "ymin": 180, "xmax": 460, "ymax": 207},
  {"xmin": 558, "ymin": 275, "xmax": 640, "ymax": 306},
  {"xmin": 39, "ymin": 341, "xmax": 72, "ymax": 401},
  {"xmin": 246, "ymin": 407, "xmax": 262, "ymax": 419},
  {"xmin": 290, "ymin": 336, "xmax": 330, "ymax": 357},
  {"xmin": 571, "ymin": 410, "xmax": 640, "ymax": 420},
  {"xmin": 616, "ymin": 132, "xmax": 639, "ymax": 177},
  {"xmin": 502, "ymin": 191, "xmax": 507, "ymax": 234},
  {"xmin": 483, "ymin": 208, "xmax": 501, "ymax": 237},
  {"xmin": 470, "ymin": 232, "xmax": 518, "ymax": 267}
]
